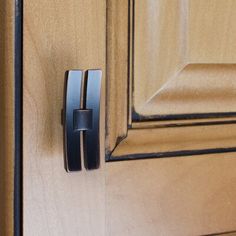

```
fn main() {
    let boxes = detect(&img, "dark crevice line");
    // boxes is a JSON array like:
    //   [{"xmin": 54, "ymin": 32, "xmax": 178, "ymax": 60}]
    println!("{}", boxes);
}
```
[
  {"xmin": 14, "ymin": 0, "xmax": 23, "ymax": 235},
  {"xmin": 127, "ymin": 0, "xmax": 132, "ymax": 127},
  {"xmin": 132, "ymin": 111, "xmax": 236, "ymax": 122},
  {"xmin": 131, "ymin": 0, "xmax": 135, "ymax": 121},
  {"xmin": 131, "ymin": 119, "xmax": 236, "ymax": 129},
  {"xmin": 202, "ymin": 230, "xmax": 236, "ymax": 236},
  {"xmin": 107, "ymin": 147, "xmax": 236, "ymax": 162}
]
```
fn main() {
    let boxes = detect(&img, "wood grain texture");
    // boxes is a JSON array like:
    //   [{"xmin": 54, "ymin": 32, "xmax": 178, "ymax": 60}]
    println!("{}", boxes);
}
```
[
  {"xmin": 134, "ymin": 0, "xmax": 236, "ymax": 116},
  {"xmin": 23, "ymin": 0, "xmax": 106, "ymax": 235},
  {"xmin": 106, "ymin": 0, "xmax": 129, "ymax": 154},
  {"xmin": 0, "ymin": 0, "xmax": 14, "ymax": 235},
  {"xmin": 106, "ymin": 153, "xmax": 236, "ymax": 236},
  {"xmin": 111, "ymin": 123, "xmax": 236, "ymax": 159}
]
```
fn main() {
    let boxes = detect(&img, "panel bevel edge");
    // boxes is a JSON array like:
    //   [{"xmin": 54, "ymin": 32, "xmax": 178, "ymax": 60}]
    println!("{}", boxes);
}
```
[
  {"xmin": 108, "ymin": 123, "xmax": 236, "ymax": 161},
  {"xmin": 105, "ymin": 0, "xmax": 130, "ymax": 156}
]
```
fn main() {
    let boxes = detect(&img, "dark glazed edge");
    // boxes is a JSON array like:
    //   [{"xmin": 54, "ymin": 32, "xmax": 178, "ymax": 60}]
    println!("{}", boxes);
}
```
[
  {"xmin": 14, "ymin": 0, "xmax": 23, "ymax": 235},
  {"xmin": 202, "ymin": 230, "xmax": 236, "ymax": 236},
  {"xmin": 107, "ymin": 147, "xmax": 236, "ymax": 162},
  {"xmin": 132, "ymin": 109, "xmax": 236, "ymax": 122}
]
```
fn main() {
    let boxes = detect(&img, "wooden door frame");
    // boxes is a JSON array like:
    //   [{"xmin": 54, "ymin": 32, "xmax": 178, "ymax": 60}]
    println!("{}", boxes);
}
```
[
  {"xmin": 106, "ymin": 0, "xmax": 236, "ymax": 161},
  {"xmin": 0, "ymin": 0, "xmax": 22, "ymax": 234}
]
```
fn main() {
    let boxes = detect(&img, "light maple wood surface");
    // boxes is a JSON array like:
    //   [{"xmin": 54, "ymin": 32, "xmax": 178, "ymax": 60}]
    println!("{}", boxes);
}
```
[
  {"xmin": 0, "ymin": 0, "xmax": 14, "ymax": 235},
  {"xmin": 134, "ymin": 0, "xmax": 236, "ymax": 116},
  {"xmin": 23, "ymin": 0, "xmax": 106, "ymax": 235},
  {"xmin": 107, "ymin": 153, "xmax": 236, "ymax": 236}
]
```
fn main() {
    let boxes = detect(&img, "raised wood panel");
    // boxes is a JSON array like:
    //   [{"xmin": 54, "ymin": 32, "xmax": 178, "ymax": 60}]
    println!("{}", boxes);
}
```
[
  {"xmin": 0, "ymin": 0, "xmax": 14, "ymax": 235},
  {"xmin": 134, "ymin": 0, "xmax": 236, "ymax": 116},
  {"xmin": 23, "ymin": 0, "xmax": 106, "ymax": 235},
  {"xmin": 106, "ymin": 0, "xmax": 236, "ymax": 162},
  {"xmin": 107, "ymin": 153, "xmax": 236, "ymax": 236},
  {"xmin": 134, "ymin": 0, "xmax": 185, "ymax": 111}
]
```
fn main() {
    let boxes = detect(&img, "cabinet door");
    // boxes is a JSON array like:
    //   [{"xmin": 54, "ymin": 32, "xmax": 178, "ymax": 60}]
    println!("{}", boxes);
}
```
[
  {"xmin": 107, "ymin": 0, "xmax": 236, "ymax": 160},
  {"xmin": 106, "ymin": 0, "xmax": 236, "ymax": 235},
  {"xmin": 23, "ymin": 0, "xmax": 236, "ymax": 235}
]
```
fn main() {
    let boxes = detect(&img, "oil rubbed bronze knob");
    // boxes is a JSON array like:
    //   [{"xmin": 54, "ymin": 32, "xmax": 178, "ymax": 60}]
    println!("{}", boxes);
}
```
[{"xmin": 62, "ymin": 70, "xmax": 102, "ymax": 172}]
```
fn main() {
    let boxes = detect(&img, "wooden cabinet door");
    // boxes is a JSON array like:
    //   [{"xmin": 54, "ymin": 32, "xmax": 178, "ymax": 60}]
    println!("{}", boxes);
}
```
[
  {"xmin": 106, "ymin": 1, "xmax": 236, "ymax": 235},
  {"xmin": 23, "ymin": 0, "xmax": 236, "ymax": 235}
]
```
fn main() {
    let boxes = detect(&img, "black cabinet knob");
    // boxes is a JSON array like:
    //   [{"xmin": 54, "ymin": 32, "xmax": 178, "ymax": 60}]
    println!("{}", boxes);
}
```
[{"xmin": 62, "ymin": 70, "xmax": 102, "ymax": 172}]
